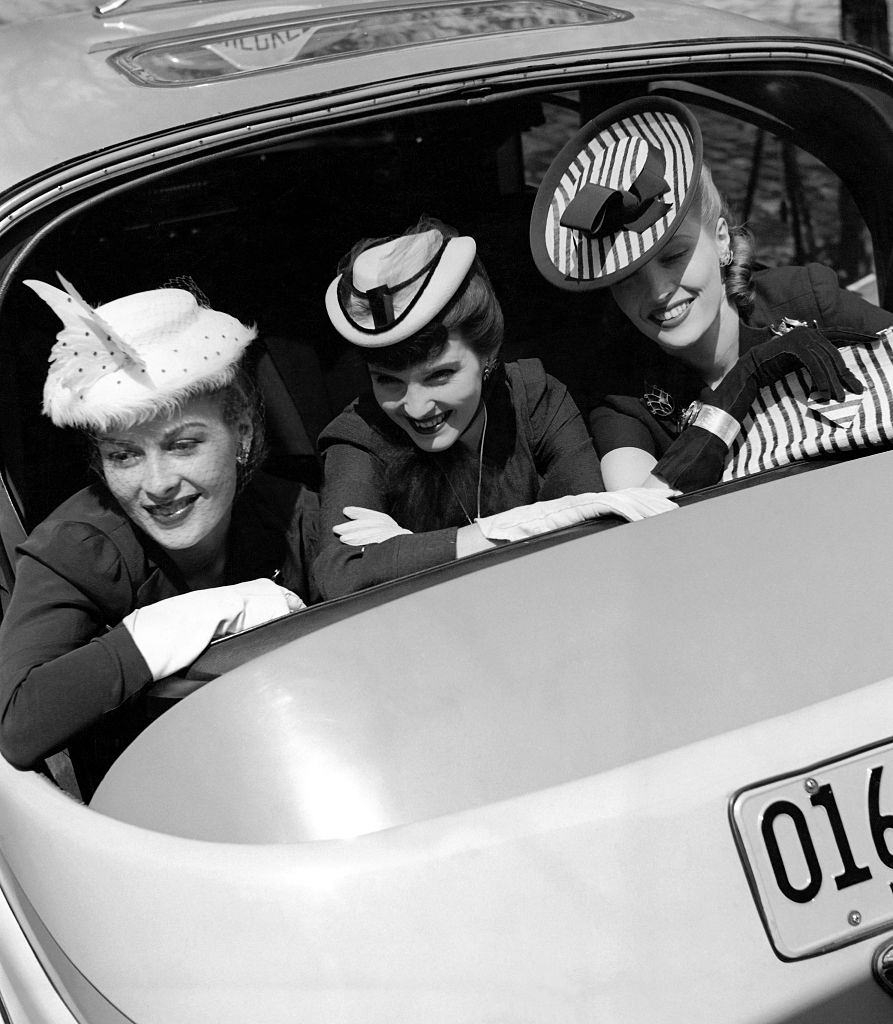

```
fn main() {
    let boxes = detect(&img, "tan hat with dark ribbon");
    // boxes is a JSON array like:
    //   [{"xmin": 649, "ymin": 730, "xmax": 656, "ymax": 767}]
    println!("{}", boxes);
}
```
[
  {"xmin": 325, "ymin": 227, "xmax": 477, "ymax": 347},
  {"xmin": 26, "ymin": 274, "xmax": 256, "ymax": 431},
  {"xmin": 530, "ymin": 97, "xmax": 703, "ymax": 290}
]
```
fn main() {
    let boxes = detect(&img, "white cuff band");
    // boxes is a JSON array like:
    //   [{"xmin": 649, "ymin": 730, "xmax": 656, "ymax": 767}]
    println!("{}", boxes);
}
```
[{"xmin": 691, "ymin": 403, "xmax": 740, "ymax": 447}]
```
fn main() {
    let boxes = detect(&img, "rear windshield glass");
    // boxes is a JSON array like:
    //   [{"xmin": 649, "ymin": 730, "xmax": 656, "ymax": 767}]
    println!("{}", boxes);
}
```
[{"xmin": 110, "ymin": 1, "xmax": 632, "ymax": 86}]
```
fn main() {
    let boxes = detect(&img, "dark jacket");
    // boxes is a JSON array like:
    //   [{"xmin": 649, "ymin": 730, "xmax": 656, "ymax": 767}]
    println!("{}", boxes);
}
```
[
  {"xmin": 589, "ymin": 263, "xmax": 893, "ymax": 458},
  {"xmin": 0, "ymin": 472, "xmax": 317, "ymax": 789},
  {"xmin": 314, "ymin": 359, "xmax": 603, "ymax": 599}
]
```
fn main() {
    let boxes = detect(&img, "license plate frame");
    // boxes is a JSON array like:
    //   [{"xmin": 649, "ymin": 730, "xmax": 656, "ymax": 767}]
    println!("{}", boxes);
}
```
[{"xmin": 730, "ymin": 736, "xmax": 893, "ymax": 961}]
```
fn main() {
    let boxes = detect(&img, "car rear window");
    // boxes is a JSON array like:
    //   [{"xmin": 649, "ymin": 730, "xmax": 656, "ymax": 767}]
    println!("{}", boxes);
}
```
[{"xmin": 109, "ymin": 1, "xmax": 632, "ymax": 86}]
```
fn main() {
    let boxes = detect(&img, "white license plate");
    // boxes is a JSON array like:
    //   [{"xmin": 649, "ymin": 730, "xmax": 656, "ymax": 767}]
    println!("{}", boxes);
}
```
[{"xmin": 731, "ymin": 738, "xmax": 893, "ymax": 960}]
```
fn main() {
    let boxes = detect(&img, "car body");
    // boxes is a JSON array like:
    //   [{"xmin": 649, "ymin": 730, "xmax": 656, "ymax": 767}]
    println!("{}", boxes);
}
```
[{"xmin": 2, "ymin": 0, "xmax": 893, "ymax": 1021}]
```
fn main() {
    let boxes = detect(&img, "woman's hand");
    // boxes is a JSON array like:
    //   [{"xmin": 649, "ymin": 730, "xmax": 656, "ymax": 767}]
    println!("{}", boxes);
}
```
[
  {"xmin": 333, "ymin": 507, "xmax": 412, "ymax": 546},
  {"xmin": 122, "ymin": 579, "xmax": 304, "ymax": 681},
  {"xmin": 474, "ymin": 487, "xmax": 677, "ymax": 542},
  {"xmin": 729, "ymin": 325, "xmax": 863, "ymax": 414},
  {"xmin": 655, "ymin": 324, "xmax": 871, "ymax": 491}
]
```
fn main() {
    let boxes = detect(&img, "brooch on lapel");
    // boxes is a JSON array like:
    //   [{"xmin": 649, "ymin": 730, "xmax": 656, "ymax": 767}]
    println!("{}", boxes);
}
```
[
  {"xmin": 768, "ymin": 316, "xmax": 817, "ymax": 336},
  {"xmin": 642, "ymin": 383, "xmax": 675, "ymax": 419}
]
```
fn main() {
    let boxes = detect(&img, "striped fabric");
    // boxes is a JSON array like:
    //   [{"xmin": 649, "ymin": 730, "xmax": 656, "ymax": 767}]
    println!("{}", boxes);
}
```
[
  {"xmin": 544, "ymin": 109, "xmax": 696, "ymax": 284},
  {"xmin": 722, "ymin": 336, "xmax": 893, "ymax": 480}
]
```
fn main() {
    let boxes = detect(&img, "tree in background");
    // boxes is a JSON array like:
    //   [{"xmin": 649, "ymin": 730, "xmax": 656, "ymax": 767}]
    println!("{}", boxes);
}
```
[
  {"xmin": 841, "ymin": 0, "xmax": 889, "ymax": 54},
  {"xmin": 837, "ymin": 0, "xmax": 889, "ymax": 284}
]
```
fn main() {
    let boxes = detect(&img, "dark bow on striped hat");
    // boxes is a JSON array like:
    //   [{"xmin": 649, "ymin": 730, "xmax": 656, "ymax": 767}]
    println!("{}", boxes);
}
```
[
  {"xmin": 560, "ymin": 145, "xmax": 671, "ymax": 238},
  {"xmin": 528, "ymin": 97, "xmax": 702, "ymax": 290}
]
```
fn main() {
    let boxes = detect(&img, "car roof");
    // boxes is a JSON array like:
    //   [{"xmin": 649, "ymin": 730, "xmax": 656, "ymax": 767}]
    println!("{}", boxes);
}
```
[{"xmin": 0, "ymin": 0, "xmax": 803, "ymax": 196}]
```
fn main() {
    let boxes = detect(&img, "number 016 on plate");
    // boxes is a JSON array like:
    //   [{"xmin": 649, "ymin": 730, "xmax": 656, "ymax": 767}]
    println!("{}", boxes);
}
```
[{"xmin": 731, "ymin": 739, "xmax": 893, "ymax": 960}]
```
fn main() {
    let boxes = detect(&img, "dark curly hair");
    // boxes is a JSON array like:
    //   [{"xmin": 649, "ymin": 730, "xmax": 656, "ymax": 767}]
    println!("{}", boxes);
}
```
[{"xmin": 334, "ymin": 218, "xmax": 506, "ymax": 532}]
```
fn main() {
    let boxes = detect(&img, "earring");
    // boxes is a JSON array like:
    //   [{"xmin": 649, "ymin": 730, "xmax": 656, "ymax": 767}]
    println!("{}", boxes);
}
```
[
  {"xmin": 719, "ymin": 249, "xmax": 733, "ymax": 268},
  {"xmin": 237, "ymin": 444, "xmax": 250, "ymax": 467},
  {"xmin": 483, "ymin": 362, "xmax": 494, "ymax": 383}
]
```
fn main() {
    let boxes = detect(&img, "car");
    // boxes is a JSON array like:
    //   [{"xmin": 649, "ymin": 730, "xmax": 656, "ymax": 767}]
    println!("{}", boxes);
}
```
[{"xmin": 2, "ymin": 0, "xmax": 893, "ymax": 1020}]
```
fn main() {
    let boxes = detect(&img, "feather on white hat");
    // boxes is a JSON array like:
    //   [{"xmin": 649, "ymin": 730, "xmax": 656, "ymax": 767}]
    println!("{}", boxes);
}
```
[{"xmin": 25, "ymin": 274, "xmax": 256, "ymax": 431}]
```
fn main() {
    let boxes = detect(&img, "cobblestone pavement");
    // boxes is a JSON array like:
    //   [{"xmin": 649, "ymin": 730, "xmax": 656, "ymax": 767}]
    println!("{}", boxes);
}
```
[
  {"xmin": 0, "ymin": 0, "xmax": 77, "ymax": 19},
  {"xmin": 706, "ymin": 0, "xmax": 841, "ymax": 37}
]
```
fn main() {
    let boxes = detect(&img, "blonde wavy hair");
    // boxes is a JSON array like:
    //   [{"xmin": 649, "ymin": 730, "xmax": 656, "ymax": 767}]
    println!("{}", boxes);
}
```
[{"xmin": 694, "ymin": 163, "xmax": 756, "ymax": 317}]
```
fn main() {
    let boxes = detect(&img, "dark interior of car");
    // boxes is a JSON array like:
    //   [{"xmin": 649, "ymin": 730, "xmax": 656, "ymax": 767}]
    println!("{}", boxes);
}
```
[
  {"xmin": 1, "ymin": 71, "xmax": 891, "ymax": 565},
  {"xmin": 0, "ymin": 96, "xmax": 618, "ymax": 536}
]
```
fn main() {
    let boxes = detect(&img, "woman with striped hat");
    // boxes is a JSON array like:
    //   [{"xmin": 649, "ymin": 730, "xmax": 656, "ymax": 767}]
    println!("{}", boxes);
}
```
[
  {"xmin": 0, "ymin": 277, "xmax": 316, "ymax": 795},
  {"xmin": 530, "ymin": 97, "xmax": 893, "ymax": 492},
  {"xmin": 315, "ymin": 216, "xmax": 676, "ymax": 599}
]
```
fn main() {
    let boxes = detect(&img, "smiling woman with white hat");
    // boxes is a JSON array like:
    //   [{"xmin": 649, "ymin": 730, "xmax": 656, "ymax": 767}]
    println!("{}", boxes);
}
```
[
  {"xmin": 0, "ymin": 276, "xmax": 317, "ymax": 796},
  {"xmin": 530, "ymin": 96, "xmax": 893, "ymax": 491},
  {"xmin": 314, "ymin": 216, "xmax": 677, "ymax": 600}
]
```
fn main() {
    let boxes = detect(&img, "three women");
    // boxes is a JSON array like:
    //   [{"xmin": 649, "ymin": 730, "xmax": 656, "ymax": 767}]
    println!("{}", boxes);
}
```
[{"xmin": 8, "ymin": 95, "xmax": 890, "ymax": 781}]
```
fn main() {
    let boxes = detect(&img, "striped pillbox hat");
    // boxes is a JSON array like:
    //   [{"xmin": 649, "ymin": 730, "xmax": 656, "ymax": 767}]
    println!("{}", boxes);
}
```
[{"xmin": 530, "ymin": 97, "xmax": 703, "ymax": 290}]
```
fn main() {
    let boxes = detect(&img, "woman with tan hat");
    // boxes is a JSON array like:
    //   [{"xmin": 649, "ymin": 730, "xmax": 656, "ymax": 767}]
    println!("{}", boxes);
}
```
[
  {"xmin": 530, "ymin": 97, "xmax": 893, "ymax": 492},
  {"xmin": 315, "ymin": 216, "xmax": 676, "ymax": 599},
  {"xmin": 0, "ymin": 276, "xmax": 316, "ymax": 794}
]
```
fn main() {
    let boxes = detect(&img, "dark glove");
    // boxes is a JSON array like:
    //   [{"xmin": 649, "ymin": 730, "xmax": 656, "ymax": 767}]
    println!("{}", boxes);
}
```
[
  {"xmin": 654, "ymin": 324, "xmax": 869, "ymax": 491},
  {"xmin": 725, "ymin": 325, "xmax": 864, "ymax": 414}
]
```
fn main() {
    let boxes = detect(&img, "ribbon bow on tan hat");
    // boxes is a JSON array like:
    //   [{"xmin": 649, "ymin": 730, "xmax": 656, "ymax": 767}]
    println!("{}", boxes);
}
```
[{"xmin": 325, "ymin": 227, "xmax": 477, "ymax": 347}]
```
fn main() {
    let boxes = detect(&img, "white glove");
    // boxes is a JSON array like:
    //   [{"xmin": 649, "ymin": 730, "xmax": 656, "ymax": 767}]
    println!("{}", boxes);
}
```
[
  {"xmin": 475, "ymin": 487, "xmax": 678, "ymax": 542},
  {"xmin": 333, "ymin": 507, "xmax": 412, "ymax": 546},
  {"xmin": 123, "ymin": 578, "xmax": 304, "ymax": 681}
]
